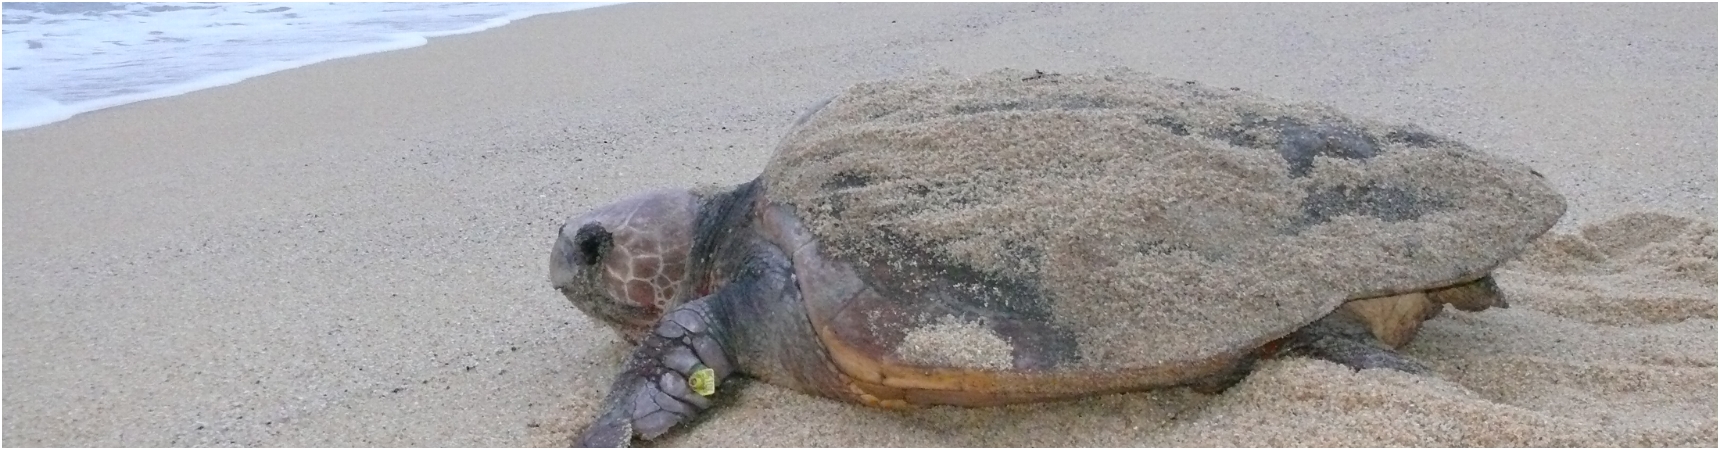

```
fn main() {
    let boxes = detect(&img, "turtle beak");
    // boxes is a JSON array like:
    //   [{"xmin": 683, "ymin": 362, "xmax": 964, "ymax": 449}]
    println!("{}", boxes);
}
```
[{"xmin": 548, "ymin": 223, "xmax": 584, "ymax": 291}]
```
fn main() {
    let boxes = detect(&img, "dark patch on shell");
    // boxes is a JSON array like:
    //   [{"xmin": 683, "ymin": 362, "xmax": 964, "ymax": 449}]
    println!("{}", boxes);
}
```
[
  {"xmin": 1383, "ymin": 128, "xmax": 1447, "ymax": 148},
  {"xmin": 1143, "ymin": 116, "xmax": 1190, "ymax": 136},
  {"xmin": 846, "ymin": 229, "xmax": 1080, "ymax": 370},
  {"xmin": 1297, "ymin": 183, "xmax": 1448, "ymax": 227},
  {"xmin": 995, "ymin": 240, "xmax": 1045, "ymax": 280},
  {"xmin": 1278, "ymin": 123, "xmax": 1380, "ymax": 177},
  {"xmin": 1211, "ymin": 117, "xmax": 1382, "ymax": 177},
  {"xmin": 1210, "ymin": 117, "xmax": 1276, "ymax": 149},
  {"xmin": 824, "ymin": 170, "xmax": 874, "ymax": 190}
]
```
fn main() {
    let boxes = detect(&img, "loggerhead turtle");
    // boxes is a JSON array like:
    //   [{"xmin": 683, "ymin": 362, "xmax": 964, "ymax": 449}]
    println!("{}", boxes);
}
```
[{"xmin": 548, "ymin": 69, "xmax": 1565, "ymax": 447}]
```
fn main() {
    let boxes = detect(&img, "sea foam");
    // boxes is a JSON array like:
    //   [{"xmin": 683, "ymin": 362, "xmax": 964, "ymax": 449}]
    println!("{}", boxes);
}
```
[{"xmin": 1, "ymin": 2, "xmax": 617, "ymax": 131}]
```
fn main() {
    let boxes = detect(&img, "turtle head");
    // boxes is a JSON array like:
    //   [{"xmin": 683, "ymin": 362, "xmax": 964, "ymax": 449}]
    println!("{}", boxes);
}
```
[{"xmin": 550, "ymin": 189, "xmax": 701, "ymax": 343}]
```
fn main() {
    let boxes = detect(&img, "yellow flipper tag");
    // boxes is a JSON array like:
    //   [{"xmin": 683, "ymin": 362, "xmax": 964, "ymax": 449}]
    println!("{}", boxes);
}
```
[{"xmin": 688, "ymin": 365, "xmax": 717, "ymax": 397}]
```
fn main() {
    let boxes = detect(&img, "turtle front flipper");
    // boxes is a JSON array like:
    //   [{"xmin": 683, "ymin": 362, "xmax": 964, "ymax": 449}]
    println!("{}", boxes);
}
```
[{"xmin": 576, "ymin": 301, "xmax": 735, "ymax": 447}]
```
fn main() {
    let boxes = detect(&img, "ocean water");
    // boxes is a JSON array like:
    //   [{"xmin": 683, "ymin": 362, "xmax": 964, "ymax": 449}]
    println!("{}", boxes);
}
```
[{"xmin": 0, "ymin": 2, "xmax": 615, "ymax": 131}]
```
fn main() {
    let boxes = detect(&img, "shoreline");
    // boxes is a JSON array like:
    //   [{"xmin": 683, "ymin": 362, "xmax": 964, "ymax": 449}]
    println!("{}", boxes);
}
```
[
  {"xmin": 4, "ymin": 3, "xmax": 1714, "ymax": 447},
  {"xmin": 1, "ymin": 2, "xmax": 619, "ymax": 131}
]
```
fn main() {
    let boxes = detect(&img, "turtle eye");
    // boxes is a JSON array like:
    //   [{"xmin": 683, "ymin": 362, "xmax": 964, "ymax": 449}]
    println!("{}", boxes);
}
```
[
  {"xmin": 572, "ymin": 223, "xmax": 613, "ymax": 266},
  {"xmin": 552, "ymin": 221, "xmax": 612, "ymax": 292}
]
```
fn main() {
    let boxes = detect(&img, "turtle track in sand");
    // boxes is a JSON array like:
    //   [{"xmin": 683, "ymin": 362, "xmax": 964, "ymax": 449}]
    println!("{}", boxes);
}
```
[{"xmin": 1497, "ymin": 212, "xmax": 1717, "ymax": 326}]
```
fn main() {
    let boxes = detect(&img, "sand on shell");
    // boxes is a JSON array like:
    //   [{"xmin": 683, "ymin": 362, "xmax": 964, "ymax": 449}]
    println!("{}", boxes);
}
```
[
  {"xmin": 764, "ymin": 68, "xmax": 1564, "ymax": 371},
  {"xmin": 2, "ymin": 3, "xmax": 1713, "ymax": 448}
]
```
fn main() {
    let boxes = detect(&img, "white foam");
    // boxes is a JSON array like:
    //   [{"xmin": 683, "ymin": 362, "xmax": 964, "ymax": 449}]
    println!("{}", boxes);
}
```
[{"xmin": 1, "ymin": 2, "xmax": 620, "ymax": 131}]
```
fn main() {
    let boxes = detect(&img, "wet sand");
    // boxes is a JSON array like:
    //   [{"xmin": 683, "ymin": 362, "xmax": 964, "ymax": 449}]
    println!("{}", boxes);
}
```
[{"xmin": 3, "ymin": 3, "xmax": 1714, "ymax": 447}]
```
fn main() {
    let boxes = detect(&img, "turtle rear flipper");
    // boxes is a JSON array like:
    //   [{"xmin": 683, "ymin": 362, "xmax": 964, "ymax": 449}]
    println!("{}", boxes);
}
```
[
  {"xmin": 1276, "ymin": 307, "xmax": 1431, "ymax": 375},
  {"xmin": 1426, "ymin": 275, "xmax": 1507, "ymax": 311}
]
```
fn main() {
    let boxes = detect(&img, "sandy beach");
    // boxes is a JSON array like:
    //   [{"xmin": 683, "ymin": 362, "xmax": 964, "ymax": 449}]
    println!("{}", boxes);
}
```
[{"xmin": 3, "ymin": 3, "xmax": 1714, "ymax": 447}]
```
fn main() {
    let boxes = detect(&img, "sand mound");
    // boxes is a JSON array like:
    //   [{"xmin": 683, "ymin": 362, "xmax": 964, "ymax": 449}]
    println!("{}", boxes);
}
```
[
  {"xmin": 1156, "ymin": 359, "xmax": 1613, "ymax": 447},
  {"xmin": 1502, "ymin": 212, "xmax": 1717, "ymax": 325},
  {"xmin": 1157, "ymin": 353, "xmax": 1714, "ymax": 447},
  {"xmin": 1153, "ymin": 212, "xmax": 1717, "ymax": 447}
]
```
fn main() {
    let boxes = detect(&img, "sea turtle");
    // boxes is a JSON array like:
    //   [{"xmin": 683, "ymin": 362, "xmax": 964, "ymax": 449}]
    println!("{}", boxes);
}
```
[{"xmin": 548, "ymin": 68, "xmax": 1565, "ymax": 447}]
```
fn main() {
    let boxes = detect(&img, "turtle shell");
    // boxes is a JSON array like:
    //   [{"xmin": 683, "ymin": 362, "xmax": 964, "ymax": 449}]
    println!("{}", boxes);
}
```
[{"xmin": 758, "ymin": 68, "xmax": 1564, "ymax": 376}]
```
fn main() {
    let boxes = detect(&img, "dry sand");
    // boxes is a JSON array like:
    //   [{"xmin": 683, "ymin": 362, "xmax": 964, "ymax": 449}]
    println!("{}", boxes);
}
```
[{"xmin": 2, "ymin": 3, "xmax": 1713, "ymax": 447}]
